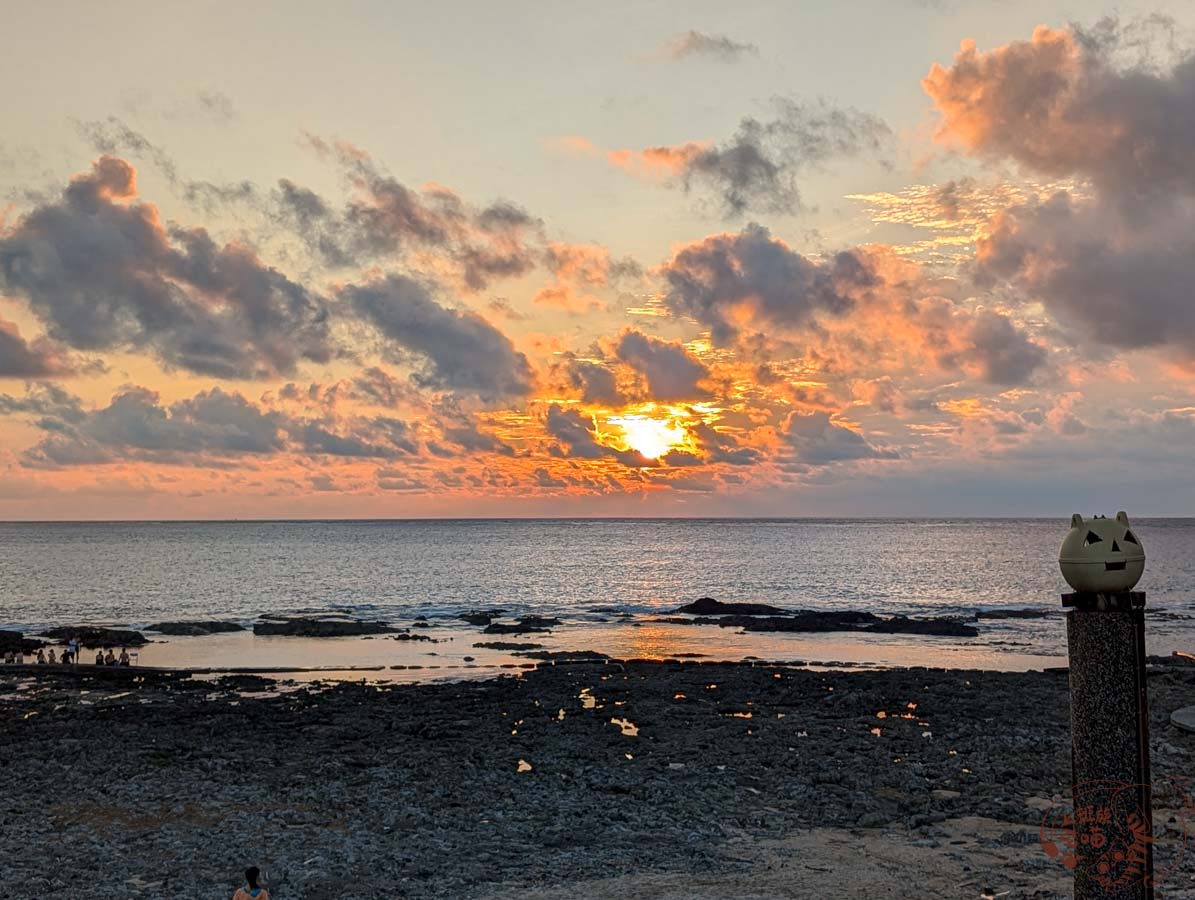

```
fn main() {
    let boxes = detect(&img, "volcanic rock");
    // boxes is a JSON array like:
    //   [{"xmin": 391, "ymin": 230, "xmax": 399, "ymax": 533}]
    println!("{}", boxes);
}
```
[
  {"xmin": 252, "ymin": 617, "xmax": 398, "ymax": 637},
  {"xmin": 674, "ymin": 597, "xmax": 790, "ymax": 616},
  {"xmin": 37, "ymin": 626, "xmax": 149, "ymax": 647},
  {"xmin": 147, "ymin": 621, "xmax": 246, "ymax": 636}
]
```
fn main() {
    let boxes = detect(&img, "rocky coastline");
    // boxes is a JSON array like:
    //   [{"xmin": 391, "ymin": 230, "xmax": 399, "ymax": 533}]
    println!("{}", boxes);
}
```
[{"xmin": 2, "ymin": 658, "xmax": 1194, "ymax": 898}]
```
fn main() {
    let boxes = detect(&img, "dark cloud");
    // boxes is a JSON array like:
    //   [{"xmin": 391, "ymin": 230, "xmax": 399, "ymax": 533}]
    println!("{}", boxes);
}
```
[
  {"xmin": 298, "ymin": 140, "xmax": 543, "ymax": 287},
  {"xmin": 534, "ymin": 467, "xmax": 568, "ymax": 488},
  {"xmin": 439, "ymin": 416, "xmax": 516, "ymax": 457},
  {"xmin": 620, "ymin": 100, "xmax": 889, "ymax": 216},
  {"xmin": 75, "ymin": 117, "xmax": 179, "ymax": 183},
  {"xmin": 348, "ymin": 367, "xmax": 420, "ymax": 409},
  {"xmin": 0, "ymin": 318, "xmax": 78, "ymax": 377},
  {"xmin": 614, "ymin": 329, "xmax": 709, "ymax": 400},
  {"xmin": 661, "ymin": 223, "xmax": 870, "ymax": 344},
  {"xmin": 344, "ymin": 274, "xmax": 535, "ymax": 402},
  {"xmin": 779, "ymin": 411, "xmax": 899, "ymax": 467},
  {"xmin": 194, "ymin": 89, "xmax": 238, "ymax": 123},
  {"xmin": 0, "ymin": 382, "xmax": 86, "ymax": 421},
  {"xmin": 666, "ymin": 31, "xmax": 758, "ymax": 63},
  {"xmin": 3, "ymin": 384, "xmax": 425, "ymax": 467},
  {"xmin": 977, "ymin": 191, "xmax": 1195, "ymax": 356},
  {"xmin": 293, "ymin": 416, "xmax": 418, "ymax": 459},
  {"xmin": 0, "ymin": 157, "xmax": 333, "ymax": 379},
  {"xmin": 924, "ymin": 23, "xmax": 1195, "ymax": 200},
  {"xmin": 686, "ymin": 421, "xmax": 761, "ymax": 466},
  {"xmin": 563, "ymin": 356, "xmax": 625, "ymax": 406},
  {"xmin": 964, "ymin": 310, "xmax": 1048, "ymax": 385},
  {"xmin": 544, "ymin": 404, "xmax": 649, "ymax": 466}
]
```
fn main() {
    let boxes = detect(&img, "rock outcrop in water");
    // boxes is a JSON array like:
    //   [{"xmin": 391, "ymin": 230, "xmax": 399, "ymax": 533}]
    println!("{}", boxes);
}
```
[
  {"xmin": 0, "ymin": 630, "xmax": 46, "ymax": 653},
  {"xmin": 482, "ymin": 616, "xmax": 561, "ymax": 635},
  {"xmin": 147, "ymin": 621, "xmax": 246, "ymax": 636},
  {"xmin": 252, "ymin": 617, "xmax": 398, "ymax": 637},
  {"xmin": 37, "ymin": 626, "xmax": 148, "ymax": 647},
  {"xmin": 673, "ymin": 601, "xmax": 980, "ymax": 638},
  {"xmin": 674, "ymin": 597, "xmax": 790, "ymax": 616}
]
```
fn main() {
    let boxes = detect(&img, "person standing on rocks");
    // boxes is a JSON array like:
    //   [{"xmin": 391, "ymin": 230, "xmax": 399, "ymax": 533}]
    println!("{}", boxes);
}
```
[{"xmin": 232, "ymin": 866, "xmax": 269, "ymax": 900}]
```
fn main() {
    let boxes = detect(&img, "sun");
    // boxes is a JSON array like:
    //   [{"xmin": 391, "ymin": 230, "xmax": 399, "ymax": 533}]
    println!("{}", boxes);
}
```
[{"xmin": 610, "ymin": 415, "xmax": 688, "ymax": 460}]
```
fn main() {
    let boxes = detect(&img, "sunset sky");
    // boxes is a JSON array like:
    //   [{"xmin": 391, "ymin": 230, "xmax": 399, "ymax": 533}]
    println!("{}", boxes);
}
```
[{"xmin": 4, "ymin": 1, "xmax": 1195, "ymax": 518}]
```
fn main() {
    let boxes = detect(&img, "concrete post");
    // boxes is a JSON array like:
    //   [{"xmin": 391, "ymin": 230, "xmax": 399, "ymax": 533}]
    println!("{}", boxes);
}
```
[{"xmin": 1063, "ymin": 589, "xmax": 1154, "ymax": 899}]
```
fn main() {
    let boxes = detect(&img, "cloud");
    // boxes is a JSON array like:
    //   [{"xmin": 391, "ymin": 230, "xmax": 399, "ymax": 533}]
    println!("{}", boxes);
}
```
[
  {"xmin": 963, "ymin": 310, "xmax": 1048, "ymax": 385},
  {"xmin": 532, "ymin": 241, "xmax": 640, "ymax": 313},
  {"xmin": 562, "ymin": 356, "xmax": 626, "ymax": 406},
  {"xmin": 0, "ymin": 317, "xmax": 79, "ymax": 377},
  {"xmin": 665, "ymin": 30, "xmax": 758, "ymax": 63},
  {"xmin": 779, "ymin": 411, "xmax": 899, "ymax": 467},
  {"xmin": 544, "ymin": 404, "xmax": 649, "ymax": 466},
  {"xmin": 193, "ymin": 89, "xmax": 238, "ymax": 123},
  {"xmin": 344, "ymin": 274, "xmax": 535, "ymax": 402},
  {"xmin": 660, "ymin": 223, "xmax": 869, "ymax": 344},
  {"xmin": 976, "ymin": 191, "xmax": 1195, "ymax": 356},
  {"xmin": 3, "ymin": 384, "xmax": 426, "ymax": 467},
  {"xmin": 928, "ymin": 25, "xmax": 1195, "ymax": 361},
  {"xmin": 664, "ymin": 421, "xmax": 761, "ymax": 466},
  {"xmin": 614, "ymin": 329, "xmax": 710, "ymax": 400},
  {"xmin": 0, "ymin": 156, "xmax": 333, "ymax": 379},
  {"xmin": 609, "ymin": 99, "xmax": 889, "ymax": 215},
  {"xmin": 661, "ymin": 223, "xmax": 1047, "ymax": 385},
  {"xmin": 299, "ymin": 139, "xmax": 543, "ymax": 289},
  {"xmin": 923, "ymin": 23, "xmax": 1195, "ymax": 197}
]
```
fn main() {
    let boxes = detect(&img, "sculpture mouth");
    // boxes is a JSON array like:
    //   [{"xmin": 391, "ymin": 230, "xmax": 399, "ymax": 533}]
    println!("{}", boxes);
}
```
[{"xmin": 1104, "ymin": 561, "xmax": 1127, "ymax": 571}]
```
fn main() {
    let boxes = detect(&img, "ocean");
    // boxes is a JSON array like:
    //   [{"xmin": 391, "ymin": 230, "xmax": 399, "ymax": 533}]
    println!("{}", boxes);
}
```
[{"xmin": 3, "ymin": 518, "xmax": 1193, "ymax": 667}]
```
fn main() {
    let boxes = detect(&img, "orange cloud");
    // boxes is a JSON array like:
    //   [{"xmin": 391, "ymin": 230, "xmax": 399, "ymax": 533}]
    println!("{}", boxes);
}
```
[
  {"xmin": 544, "ymin": 135, "xmax": 598, "ymax": 156},
  {"xmin": 606, "ymin": 142, "xmax": 711, "ymax": 179}
]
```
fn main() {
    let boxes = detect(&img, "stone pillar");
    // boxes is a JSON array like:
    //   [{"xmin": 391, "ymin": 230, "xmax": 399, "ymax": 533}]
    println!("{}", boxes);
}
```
[{"xmin": 1063, "ymin": 590, "xmax": 1154, "ymax": 899}]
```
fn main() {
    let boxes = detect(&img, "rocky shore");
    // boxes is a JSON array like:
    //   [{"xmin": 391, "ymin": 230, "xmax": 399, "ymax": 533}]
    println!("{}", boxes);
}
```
[{"xmin": 2, "ymin": 660, "xmax": 1194, "ymax": 899}]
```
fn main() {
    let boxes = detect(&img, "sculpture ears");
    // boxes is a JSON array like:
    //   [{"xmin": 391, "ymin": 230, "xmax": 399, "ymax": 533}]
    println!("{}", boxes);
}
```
[
  {"xmin": 1116, "ymin": 511, "xmax": 1130, "ymax": 525},
  {"xmin": 1071, "ymin": 513, "xmax": 1084, "ymax": 528}
]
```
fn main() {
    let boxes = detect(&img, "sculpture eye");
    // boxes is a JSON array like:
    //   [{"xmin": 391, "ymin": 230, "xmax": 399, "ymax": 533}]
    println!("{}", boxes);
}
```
[
  {"xmin": 1123, "ymin": 530, "xmax": 1139, "ymax": 545},
  {"xmin": 1084, "ymin": 531, "xmax": 1102, "ymax": 546}
]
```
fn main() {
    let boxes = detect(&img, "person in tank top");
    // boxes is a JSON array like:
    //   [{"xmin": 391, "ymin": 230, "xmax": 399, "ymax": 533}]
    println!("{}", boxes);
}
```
[{"xmin": 232, "ymin": 866, "xmax": 269, "ymax": 900}]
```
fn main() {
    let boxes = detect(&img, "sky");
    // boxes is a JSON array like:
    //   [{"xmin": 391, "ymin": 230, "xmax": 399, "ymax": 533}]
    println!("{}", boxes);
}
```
[{"xmin": 3, "ymin": 0, "xmax": 1195, "ymax": 518}]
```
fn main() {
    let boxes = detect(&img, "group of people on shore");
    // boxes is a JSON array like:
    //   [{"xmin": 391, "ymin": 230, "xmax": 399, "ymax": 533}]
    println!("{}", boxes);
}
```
[{"xmin": 3, "ymin": 640, "xmax": 131, "ymax": 667}]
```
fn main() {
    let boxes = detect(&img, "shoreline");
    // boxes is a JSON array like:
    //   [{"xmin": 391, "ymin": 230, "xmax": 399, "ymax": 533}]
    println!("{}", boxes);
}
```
[
  {"xmin": 4, "ymin": 621, "xmax": 1072, "ymax": 679},
  {"xmin": 4, "ymin": 659, "xmax": 1194, "ymax": 898}
]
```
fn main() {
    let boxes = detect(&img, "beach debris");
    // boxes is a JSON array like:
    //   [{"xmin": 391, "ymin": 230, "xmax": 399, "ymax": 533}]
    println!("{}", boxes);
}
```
[
  {"xmin": 610, "ymin": 717, "xmax": 639, "ymax": 736},
  {"xmin": 516, "ymin": 759, "xmax": 532, "ymax": 772}
]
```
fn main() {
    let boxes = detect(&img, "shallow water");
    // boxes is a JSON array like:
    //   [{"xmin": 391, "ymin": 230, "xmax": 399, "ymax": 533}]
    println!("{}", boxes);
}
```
[{"xmin": 2, "ymin": 518, "xmax": 1192, "ymax": 668}]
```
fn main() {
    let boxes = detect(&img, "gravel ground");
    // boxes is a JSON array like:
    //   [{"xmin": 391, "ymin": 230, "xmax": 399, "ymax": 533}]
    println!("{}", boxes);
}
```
[{"xmin": 1, "ymin": 660, "xmax": 1193, "ymax": 899}]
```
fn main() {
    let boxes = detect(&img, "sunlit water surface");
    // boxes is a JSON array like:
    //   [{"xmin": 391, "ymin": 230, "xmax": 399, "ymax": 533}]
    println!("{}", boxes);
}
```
[{"xmin": 2, "ymin": 519, "xmax": 1191, "ymax": 670}]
